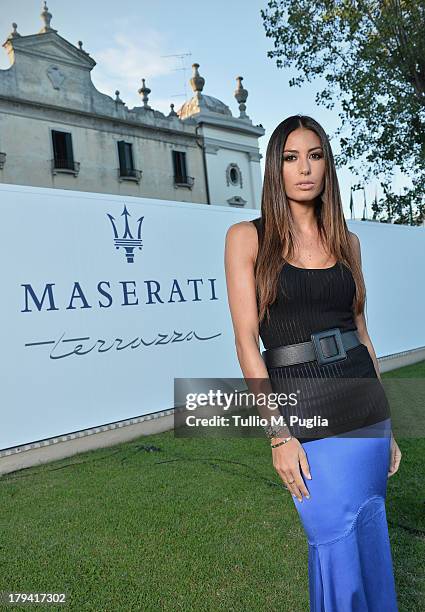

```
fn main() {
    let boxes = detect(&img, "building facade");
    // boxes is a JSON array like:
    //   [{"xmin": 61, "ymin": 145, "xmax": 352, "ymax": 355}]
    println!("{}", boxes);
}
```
[{"xmin": 0, "ymin": 4, "xmax": 264, "ymax": 207}]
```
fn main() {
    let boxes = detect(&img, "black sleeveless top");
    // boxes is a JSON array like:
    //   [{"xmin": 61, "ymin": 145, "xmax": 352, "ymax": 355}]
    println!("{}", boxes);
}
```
[
  {"xmin": 250, "ymin": 216, "xmax": 390, "ymax": 440},
  {"xmin": 251, "ymin": 216, "xmax": 358, "ymax": 349}
]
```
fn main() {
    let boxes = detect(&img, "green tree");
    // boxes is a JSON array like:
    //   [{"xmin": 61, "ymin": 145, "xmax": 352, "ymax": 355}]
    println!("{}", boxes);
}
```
[{"xmin": 261, "ymin": 0, "xmax": 425, "ymax": 225}]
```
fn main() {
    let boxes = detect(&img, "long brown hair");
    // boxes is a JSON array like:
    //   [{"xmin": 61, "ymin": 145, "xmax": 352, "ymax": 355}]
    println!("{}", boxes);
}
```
[{"xmin": 255, "ymin": 114, "xmax": 366, "ymax": 325}]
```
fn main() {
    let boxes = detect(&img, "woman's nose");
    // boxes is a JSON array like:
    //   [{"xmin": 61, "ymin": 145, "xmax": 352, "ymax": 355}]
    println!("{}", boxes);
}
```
[{"xmin": 298, "ymin": 159, "xmax": 311, "ymax": 174}]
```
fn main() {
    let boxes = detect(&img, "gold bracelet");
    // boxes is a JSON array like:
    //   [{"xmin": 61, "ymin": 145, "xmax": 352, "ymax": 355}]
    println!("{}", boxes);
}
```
[{"xmin": 271, "ymin": 435, "xmax": 293, "ymax": 448}]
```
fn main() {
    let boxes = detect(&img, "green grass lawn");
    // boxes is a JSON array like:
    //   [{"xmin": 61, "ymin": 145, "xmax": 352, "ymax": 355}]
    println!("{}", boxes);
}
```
[{"xmin": 0, "ymin": 361, "xmax": 424, "ymax": 612}]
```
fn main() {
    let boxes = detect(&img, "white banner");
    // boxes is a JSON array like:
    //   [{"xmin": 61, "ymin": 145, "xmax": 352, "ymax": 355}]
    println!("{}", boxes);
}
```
[{"xmin": 0, "ymin": 184, "xmax": 254, "ymax": 450}]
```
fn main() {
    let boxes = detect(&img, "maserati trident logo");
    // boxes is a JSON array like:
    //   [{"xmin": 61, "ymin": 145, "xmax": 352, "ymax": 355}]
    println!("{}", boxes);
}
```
[{"xmin": 107, "ymin": 204, "xmax": 144, "ymax": 263}]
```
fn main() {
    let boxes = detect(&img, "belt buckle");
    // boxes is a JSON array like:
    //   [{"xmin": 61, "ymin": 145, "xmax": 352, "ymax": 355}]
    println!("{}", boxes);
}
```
[{"xmin": 310, "ymin": 328, "xmax": 347, "ymax": 366}]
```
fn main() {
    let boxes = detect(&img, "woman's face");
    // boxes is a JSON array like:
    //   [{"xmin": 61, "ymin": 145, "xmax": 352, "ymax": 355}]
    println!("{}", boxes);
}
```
[{"xmin": 282, "ymin": 127, "xmax": 325, "ymax": 203}]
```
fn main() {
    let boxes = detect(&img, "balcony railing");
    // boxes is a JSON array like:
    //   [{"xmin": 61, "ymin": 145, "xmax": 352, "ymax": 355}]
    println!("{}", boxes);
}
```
[
  {"xmin": 174, "ymin": 175, "xmax": 195, "ymax": 188},
  {"xmin": 118, "ymin": 167, "xmax": 142, "ymax": 183},
  {"xmin": 52, "ymin": 158, "xmax": 80, "ymax": 177}
]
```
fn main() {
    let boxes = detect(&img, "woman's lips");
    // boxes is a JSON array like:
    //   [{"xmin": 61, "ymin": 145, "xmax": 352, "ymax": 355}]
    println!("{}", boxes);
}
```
[{"xmin": 296, "ymin": 182, "xmax": 315, "ymax": 190}]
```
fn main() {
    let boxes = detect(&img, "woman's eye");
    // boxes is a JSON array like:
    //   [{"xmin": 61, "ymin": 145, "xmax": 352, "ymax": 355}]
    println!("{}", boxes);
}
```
[{"xmin": 283, "ymin": 153, "xmax": 323, "ymax": 162}]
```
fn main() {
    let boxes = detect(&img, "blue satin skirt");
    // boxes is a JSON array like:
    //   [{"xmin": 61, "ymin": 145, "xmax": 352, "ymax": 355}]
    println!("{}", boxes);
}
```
[{"xmin": 293, "ymin": 418, "xmax": 398, "ymax": 612}]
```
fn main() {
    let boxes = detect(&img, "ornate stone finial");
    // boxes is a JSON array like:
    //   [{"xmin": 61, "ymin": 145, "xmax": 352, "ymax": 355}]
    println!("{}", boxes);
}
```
[
  {"xmin": 168, "ymin": 103, "xmax": 178, "ymax": 117},
  {"xmin": 40, "ymin": 1, "xmax": 56, "ymax": 33},
  {"xmin": 76, "ymin": 40, "xmax": 90, "ymax": 55},
  {"xmin": 9, "ymin": 23, "xmax": 21, "ymax": 39},
  {"xmin": 3, "ymin": 22, "xmax": 21, "ymax": 46},
  {"xmin": 190, "ymin": 63, "xmax": 205, "ymax": 95},
  {"xmin": 137, "ymin": 78, "xmax": 152, "ymax": 109},
  {"xmin": 115, "ymin": 90, "xmax": 124, "ymax": 104},
  {"xmin": 234, "ymin": 76, "xmax": 249, "ymax": 119}
]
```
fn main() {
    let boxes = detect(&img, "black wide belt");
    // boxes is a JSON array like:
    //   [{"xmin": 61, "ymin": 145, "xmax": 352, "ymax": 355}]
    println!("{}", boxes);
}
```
[{"xmin": 262, "ymin": 328, "xmax": 360, "ymax": 368}]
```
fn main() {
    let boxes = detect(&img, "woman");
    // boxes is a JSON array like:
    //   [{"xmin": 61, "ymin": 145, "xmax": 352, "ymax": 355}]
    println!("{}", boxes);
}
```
[{"xmin": 224, "ymin": 115, "xmax": 401, "ymax": 611}]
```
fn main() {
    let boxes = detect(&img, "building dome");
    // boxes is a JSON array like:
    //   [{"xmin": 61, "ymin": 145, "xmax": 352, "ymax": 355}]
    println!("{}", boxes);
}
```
[
  {"xmin": 176, "ymin": 62, "xmax": 233, "ymax": 121},
  {"xmin": 177, "ymin": 93, "xmax": 232, "ymax": 120}
]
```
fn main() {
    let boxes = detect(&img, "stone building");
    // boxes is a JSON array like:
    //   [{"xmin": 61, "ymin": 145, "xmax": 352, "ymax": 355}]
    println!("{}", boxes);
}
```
[{"xmin": 0, "ymin": 3, "xmax": 264, "ymax": 207}]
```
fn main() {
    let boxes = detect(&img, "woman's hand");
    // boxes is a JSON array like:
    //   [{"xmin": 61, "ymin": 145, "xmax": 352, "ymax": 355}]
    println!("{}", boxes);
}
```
[
  {"xmin": 388, "ymin": 431, "xmax": 402, "ymax": 477},
  {"xmin": 271, "ymin": 437, "xmax": 311, "ymax": 501}
]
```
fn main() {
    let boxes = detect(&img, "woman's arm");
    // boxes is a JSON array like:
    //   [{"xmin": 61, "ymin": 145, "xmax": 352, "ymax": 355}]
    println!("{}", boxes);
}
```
[
  {"xmin": 224, "ymin": 221, "xmax": 311, "ymax": 500},
  {"xmin": 349, "ymin": 232, "xmax": 382, "ymax": 380},
  {"xmin": 224, "ymin": 222, "xmax": 285, "ymax": 427},
  {"xmin": 349, "ymin": 231, "xmax": 402, "ymax": 477},
  {"xmin": 224, "ymin": 222, "xmax": 268, "ymax": 379}
]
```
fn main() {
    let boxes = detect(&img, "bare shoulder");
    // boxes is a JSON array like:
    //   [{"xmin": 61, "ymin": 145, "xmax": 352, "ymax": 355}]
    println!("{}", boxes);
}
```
[
  {"xmin": 226, "ymin": 219, "xmax": 258, "ymax": 240},
  {"xmin": 348, "ymin": 231, "xmax": 362, "ymax": 264},
  {"xmin": 348, "ymin": 230, "xmax": 361, "ymax": 250},
  {"xmin": 225, "ymin": 220, "xmax": 258, "ymax": 263}
]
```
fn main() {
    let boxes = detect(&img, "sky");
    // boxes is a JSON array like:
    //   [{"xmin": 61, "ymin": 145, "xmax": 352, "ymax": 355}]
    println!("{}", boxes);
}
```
[{"xmin": 0, "ymin": 0, "xmax": 405, "ymax": 219}]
